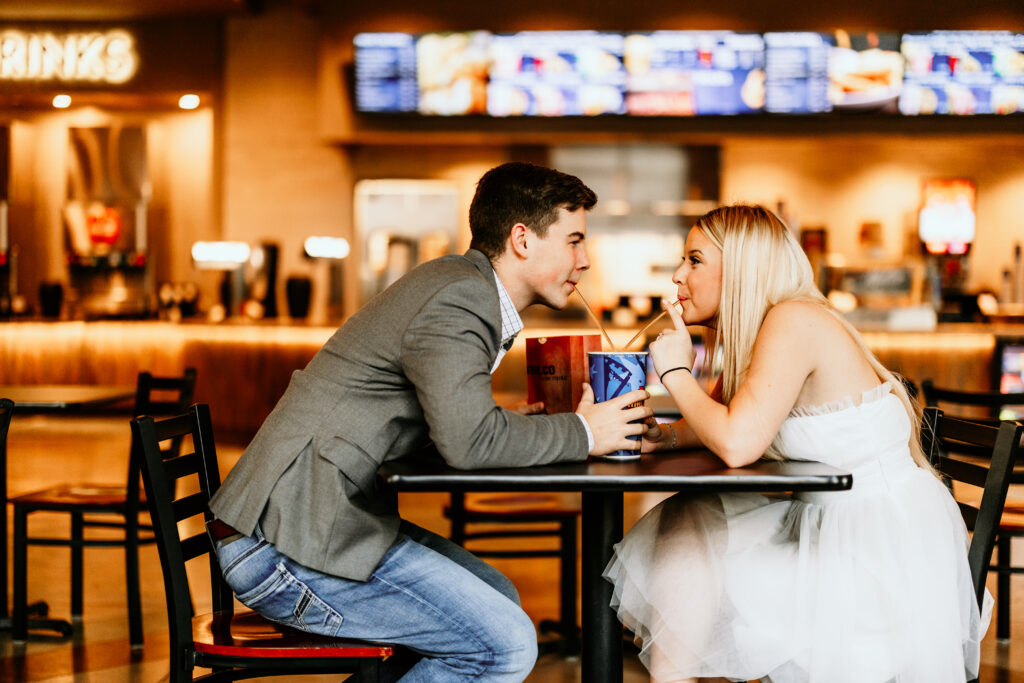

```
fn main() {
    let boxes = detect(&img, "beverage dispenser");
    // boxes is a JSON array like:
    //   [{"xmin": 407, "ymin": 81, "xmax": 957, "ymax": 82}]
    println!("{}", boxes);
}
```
[
  {"xmin": 64, "ymin": 126, "xmax": 151, "ymax": 318},
  {"xmin": 918, "ymin": 178, "xmax": 975, "ymax": 319}
]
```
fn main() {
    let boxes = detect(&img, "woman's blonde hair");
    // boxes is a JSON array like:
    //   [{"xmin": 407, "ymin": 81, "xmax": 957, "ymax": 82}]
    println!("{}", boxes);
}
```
[{"xmin": 694, "ymin": 205, "xmax": 929, "ymax": 468}]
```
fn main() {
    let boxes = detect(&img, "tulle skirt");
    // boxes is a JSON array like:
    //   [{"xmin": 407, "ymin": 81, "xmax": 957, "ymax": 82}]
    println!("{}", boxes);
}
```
[{"xmin": 603, "ymin": 463, "xmax": 989, "ymax": 682}]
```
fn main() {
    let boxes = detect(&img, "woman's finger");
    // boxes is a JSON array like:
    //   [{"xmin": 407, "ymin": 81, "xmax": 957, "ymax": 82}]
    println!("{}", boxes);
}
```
[{"xmin": 663, "ymin": 298, "xmax": 686, "ymax": 330}]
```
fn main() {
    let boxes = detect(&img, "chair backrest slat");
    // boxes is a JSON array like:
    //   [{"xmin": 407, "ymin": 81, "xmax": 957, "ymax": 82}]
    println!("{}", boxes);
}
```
[
  {"xmin": 133, "ymin": 368, "xmax": 198, "ymax": 417},
  {"xmin": 173, "ymin": 492, "xmax": 210, "ymax": 522},
  {"xmin": 939, "ymin": 459, "xmax": 991, "ymax": 490},
  {"xmin": 165, "ymin": 452, "xmax": 201, "ymax": 481},
  {"xmin": 181, "ymin": 533, "xmax": 212, "ymax": 562},
  {"xmin": 922, "ymin": 406, "xmax": 1024, "ymax": 609}
]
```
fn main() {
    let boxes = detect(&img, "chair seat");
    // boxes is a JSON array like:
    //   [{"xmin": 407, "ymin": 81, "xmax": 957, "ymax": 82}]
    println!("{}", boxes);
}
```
[
  {"xmin": 449, "ymin": 493, "xmax": 580, "ymax": 519},
  {"xmin": 193, "ymin": 610, "xmax": 395, "ymax": 659},
  {"xmin": 9, "ymin": 483, "xmax": 143, "ymax": 509}
]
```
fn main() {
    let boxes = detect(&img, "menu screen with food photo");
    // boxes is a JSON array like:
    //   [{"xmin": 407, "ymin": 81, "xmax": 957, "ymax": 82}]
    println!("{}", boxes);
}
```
[
  {"xmin": 764, "ymin": 31, "xmax": 903, "ymax": 114},
  {"xmin": 827, "ymin": 31, "xmax": 903, "ymax": 112},
  {"xmin": 622, "ymin": 31, "xmax": 765, "ymax": 116},
  {"xmin": 486, "ymin": 31, "xmax": 627, "ymax": 117},
  {"xmin": 354, "ymin": 32, "xmax": 419, "ymax": 113},
  {"xmin": 899, "ymin": 31, "xmax": 1024, "ymax": 115},
  {"xmin": 416, "ymin": 31, "xmax": 491, "ymax": 116}
]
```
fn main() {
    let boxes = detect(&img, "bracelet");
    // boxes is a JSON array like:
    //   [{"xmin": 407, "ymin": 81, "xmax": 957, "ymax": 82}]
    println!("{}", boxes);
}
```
[
  {"xmin": 658, "ymin": 366, "xmax": 690, "ymax": 383},
  {"xmin": 663, "ymin": 423, "xmax": 677, "ymax": 450}
]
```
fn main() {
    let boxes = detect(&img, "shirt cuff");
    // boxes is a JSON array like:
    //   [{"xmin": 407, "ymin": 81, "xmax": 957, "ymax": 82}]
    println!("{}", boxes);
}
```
[{"xmin": 576, "ymin": 412, "xmax": 595, "ymax": 453}]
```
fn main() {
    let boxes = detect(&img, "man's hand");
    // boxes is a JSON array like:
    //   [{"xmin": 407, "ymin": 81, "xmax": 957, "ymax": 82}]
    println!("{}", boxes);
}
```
[{"xmin": 576, "ymin": 382, "xmax": 653, "ymax": 456}]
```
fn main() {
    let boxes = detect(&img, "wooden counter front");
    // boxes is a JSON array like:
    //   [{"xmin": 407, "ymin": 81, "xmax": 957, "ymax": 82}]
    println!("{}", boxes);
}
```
[
  {"xmin": 0, "ymin": 322, "xmax": 332, "ymax": 442},
  {"xmin": 1, "ymin": 321, "xmax": 1019, "ymax": 443}
]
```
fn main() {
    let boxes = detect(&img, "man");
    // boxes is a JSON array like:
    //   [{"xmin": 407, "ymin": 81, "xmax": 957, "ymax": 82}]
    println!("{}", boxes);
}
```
[{"xmin": 208, "ymin": 161, "xmax": 651, "ymax": 681}]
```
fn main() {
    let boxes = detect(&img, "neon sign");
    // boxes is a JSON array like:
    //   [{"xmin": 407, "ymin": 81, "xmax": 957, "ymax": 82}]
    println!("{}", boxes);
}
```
[{"xmin": 0, "ymin": 29, "xmax": 138, "ymax": 84}]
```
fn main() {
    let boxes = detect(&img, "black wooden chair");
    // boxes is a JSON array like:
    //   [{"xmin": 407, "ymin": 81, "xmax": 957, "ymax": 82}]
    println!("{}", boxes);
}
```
[
  {"xmin": 132, "ymin": 403, "xmax": 394, "ymax": 681},
  {"xmin": 921, "ymin": 407, "xmax": 1024, "ymax": 665},
  {"xmin": 445, "ymin": 491, "xmax": 581, "ymax": 655},
  {"xmin": 922, "ymin": 380, "xmax": 1024, "ymax": 640},
  {"xmin": 10, "ymin": 368, "xmax": 197, "ymax": 645}
]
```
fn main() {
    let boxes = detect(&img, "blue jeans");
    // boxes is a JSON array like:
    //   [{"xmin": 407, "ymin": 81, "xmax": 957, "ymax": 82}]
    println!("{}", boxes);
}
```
[{"xmin": 209, "ymin": 520, "xmax": 538, "ymax": 682}]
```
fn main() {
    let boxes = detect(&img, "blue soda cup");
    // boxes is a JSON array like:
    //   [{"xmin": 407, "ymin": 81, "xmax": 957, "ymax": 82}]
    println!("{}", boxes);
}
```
[{"xmin": 587, "ymin": 351, "xmax": 648, "ymax": 460}]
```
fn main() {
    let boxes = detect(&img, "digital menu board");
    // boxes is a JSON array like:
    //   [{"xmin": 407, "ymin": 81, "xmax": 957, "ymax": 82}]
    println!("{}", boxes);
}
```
[
  {"xmin": 764, "ymin": 31, "xmax": 903, "ymax": 114},
  {"xmin": 352, "ymin": 29, "xmax": 1022, "ymax": 118},
  {"xmin": 622, "ymin": 31, "xmax": 765, "ymax": 115},
  {"xmin": 486, "ymin": 31, "xmax": 626, "ymax": 117},
  {"xmin": 353, "ymin": 32, "xmax": 418, "ymax": 113},
  {"xmin": 899, "ymin": 31, "xmax": 1024, "ymax": 115}
]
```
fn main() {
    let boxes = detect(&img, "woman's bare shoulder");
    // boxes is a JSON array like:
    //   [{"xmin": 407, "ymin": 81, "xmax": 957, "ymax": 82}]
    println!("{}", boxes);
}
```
[{"xmin": 762, "ymin": 299, "xmax": 837, "ymax": 334}]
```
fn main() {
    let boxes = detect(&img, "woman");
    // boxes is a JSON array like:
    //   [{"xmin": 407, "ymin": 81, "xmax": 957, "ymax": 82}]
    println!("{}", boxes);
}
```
[{"xmin": 604, "ymin": 205, "xmax": 986, "ymax": 682}]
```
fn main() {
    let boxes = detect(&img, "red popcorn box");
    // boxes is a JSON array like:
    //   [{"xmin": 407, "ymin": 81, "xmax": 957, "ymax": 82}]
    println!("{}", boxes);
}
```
[{"xmin": 526, "ymin": 333, "xmax": 603, "ymax": 414}]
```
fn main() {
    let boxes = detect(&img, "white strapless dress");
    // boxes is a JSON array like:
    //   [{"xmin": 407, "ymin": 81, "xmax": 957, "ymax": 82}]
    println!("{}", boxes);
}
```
[{"xmin": 603, "ymin": 382, "xmax": 988, "ymax": 682}]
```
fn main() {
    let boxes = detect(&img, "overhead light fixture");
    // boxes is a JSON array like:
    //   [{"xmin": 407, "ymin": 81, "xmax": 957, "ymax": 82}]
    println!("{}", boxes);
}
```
[
  {"xmin": 191, "ymin": 241, "xmax": 251, "ymax": 270},
  {"xmin": 178, "ymin": 93, "xmax": 200, "ymax": 110},
  {"xmin": 304, "ymin": 236, "xmax": 350, "ymax": 260},
  {"xmin": 53, "ymin": 94, "xmax": 71, "ymax": 108}
]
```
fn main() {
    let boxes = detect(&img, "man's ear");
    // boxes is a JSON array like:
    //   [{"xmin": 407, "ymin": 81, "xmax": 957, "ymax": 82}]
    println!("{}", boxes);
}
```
[{"xmin": 508, "ymin": 223, "xmax": 530, "ymax": 259}]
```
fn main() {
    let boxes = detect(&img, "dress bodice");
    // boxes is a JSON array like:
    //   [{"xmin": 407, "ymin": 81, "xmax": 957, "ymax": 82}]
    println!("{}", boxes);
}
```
[{"xmin": 776, "ymin": 382, "xmax": 913, "ymax": 473}]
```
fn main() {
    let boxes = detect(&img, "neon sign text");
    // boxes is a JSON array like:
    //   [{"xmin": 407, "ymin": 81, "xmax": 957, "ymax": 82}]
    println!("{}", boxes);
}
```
[{"xmin": 0, "ymin": 29, "xmax": 138, "ymax": 84}]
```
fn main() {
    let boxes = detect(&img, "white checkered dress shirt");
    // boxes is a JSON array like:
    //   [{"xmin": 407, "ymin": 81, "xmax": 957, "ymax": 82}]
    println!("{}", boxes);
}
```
[{"xmin": 491, "ymin": 271, "xmax": 523, "ymax": 374}]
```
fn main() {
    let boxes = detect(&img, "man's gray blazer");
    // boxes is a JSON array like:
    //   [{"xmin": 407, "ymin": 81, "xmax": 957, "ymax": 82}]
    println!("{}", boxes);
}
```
[{"xmin": 209, "ymin": 249, "xmax": 589, "ymax": 581}]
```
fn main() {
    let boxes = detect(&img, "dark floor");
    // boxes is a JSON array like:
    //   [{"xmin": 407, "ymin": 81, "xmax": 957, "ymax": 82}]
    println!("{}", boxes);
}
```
[{"xmin": 2, "ymin": 413, "xmax": 1022, "ymax": 682}]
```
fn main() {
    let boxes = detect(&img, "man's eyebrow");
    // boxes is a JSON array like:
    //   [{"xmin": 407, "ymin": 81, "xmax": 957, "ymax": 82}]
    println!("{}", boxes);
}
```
[{"xmin": 568, "ymin": 232, "xmax": 585, "ymax": 240}]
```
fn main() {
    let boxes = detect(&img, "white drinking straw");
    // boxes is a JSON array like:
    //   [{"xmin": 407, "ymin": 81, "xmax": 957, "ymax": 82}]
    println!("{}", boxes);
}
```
[
  {"xmin": 623, "ymin": 299, "xmax": 684, "ymax": 350},
  {"xmin": 573, "ymin": 287, "xmax": 617, "ymax": 351}
]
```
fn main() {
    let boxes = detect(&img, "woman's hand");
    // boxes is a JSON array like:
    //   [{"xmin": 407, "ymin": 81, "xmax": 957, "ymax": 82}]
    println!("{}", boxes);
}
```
[{"xmin": 648, "ymin": 298, "xmax": 696, "ymax": 377}]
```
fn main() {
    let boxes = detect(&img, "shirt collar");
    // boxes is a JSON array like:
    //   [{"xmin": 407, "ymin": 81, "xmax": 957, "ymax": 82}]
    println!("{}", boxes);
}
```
[{"xmin": 492, "ymin": 269, "xmax": 523, "ymax": 347}]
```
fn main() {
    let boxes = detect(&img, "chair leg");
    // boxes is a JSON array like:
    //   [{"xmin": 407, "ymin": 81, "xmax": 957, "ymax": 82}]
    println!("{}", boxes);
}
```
[
  {"xmin": 71, "ymin": 512, "xmax": 84, "ymax": 618},
  {"xmin": 125, "ymin": 514, "xmax": 144, "ymax": 647},
  {"xmin": 449, "ymin": 492, "xmax": 467, "ymax": 546},
  {"xmin": 997, "ymin": 534, "xmax": 1011, "ymax": 640},
  {"xmin": 12, "ymin": 505, "xmax": 28, "ymax": 641}
]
